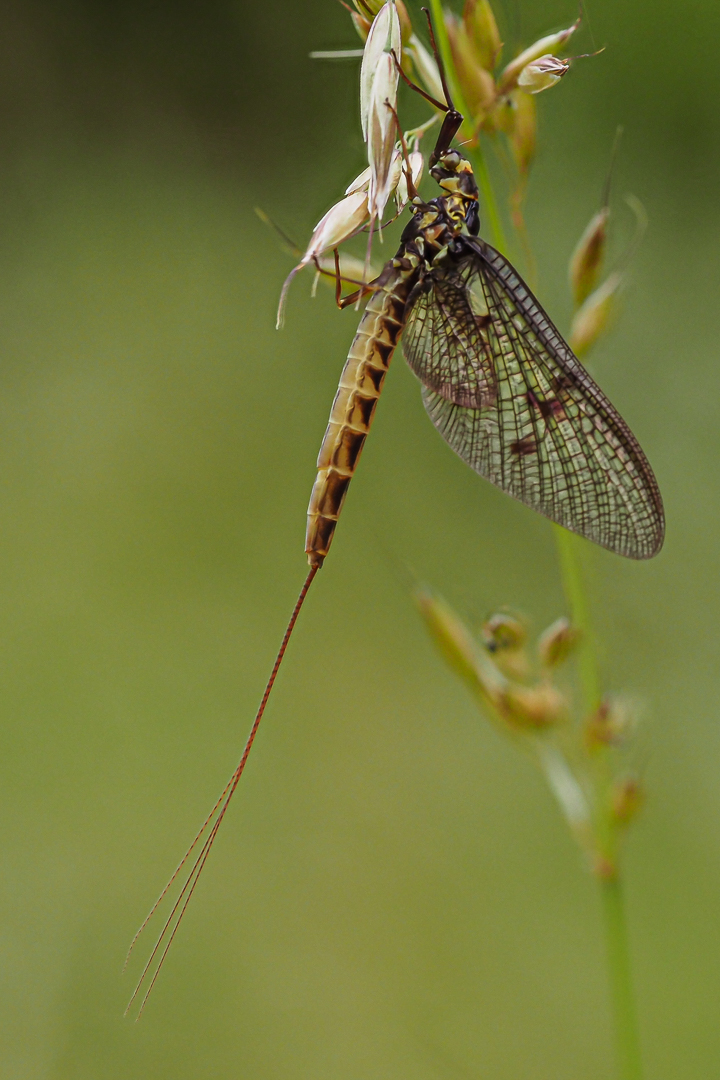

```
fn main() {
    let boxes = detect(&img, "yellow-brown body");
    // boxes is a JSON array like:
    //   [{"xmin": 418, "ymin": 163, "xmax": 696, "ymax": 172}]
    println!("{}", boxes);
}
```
[{"xmin": 305, "ymin": 271, "xmax": 413, "ymax": 567}]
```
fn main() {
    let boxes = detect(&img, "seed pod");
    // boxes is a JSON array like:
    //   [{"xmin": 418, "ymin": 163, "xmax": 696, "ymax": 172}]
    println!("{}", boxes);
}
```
[
  {"xmin": 445, "ymin": 10, "xmax": 496, "ymax": 124},
  {"xmin": 406, "ymin": 33, "xmax": 446, "ymax": 106},
  {"xmin": 570, "ymin": 206, "xmax": 610, "ymax": 307},
  {"xmin": 463, "ymin": 0, "xmax": 501, "ymax": 73},
  {"xmin": 276, "ymin": 191, "xmax": 369, "ymax": 328},
  {"xmin": 569, "ymin": 270, "xmax": 622, "ymax": 356},
  {"xmin": 497, "ymin": 17, "xmax": 579, "ymax": 95},
  {"xmin": 360, "ymin": 1, "xmax": 402, "ymax": 141},
  {"xmin": 537, "ymin": 617, "xmax": 580, "ymax": 668},
  {"xmin": 517, "ymin": 53, "xmax": 569, "ymax": 94}
]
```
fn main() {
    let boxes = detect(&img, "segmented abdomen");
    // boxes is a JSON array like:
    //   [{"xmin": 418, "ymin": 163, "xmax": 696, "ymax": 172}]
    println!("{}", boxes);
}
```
[{"xmin": 306, "ymin": 274, "xmax": 411, "ymax": 568}]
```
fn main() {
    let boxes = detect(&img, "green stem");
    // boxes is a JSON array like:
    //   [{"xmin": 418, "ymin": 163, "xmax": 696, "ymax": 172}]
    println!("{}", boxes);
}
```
[
  {"xmin": 466, "ymin": 144, "xmax": 508, "ymax": 255},
  {"xmin": 426, "ymin": 0, "xmax": 508, "ymax": 254},
  {"xmin": 426, "ymin": 24, "xmax": 634, "ymax": 1078},
  {"xmin": 552, "ymin": 526, "xmax": 601, "ymax": 717},
  {"xmin": 600, "ymin": 875, "xmax": 644, "ymax": 1080}
]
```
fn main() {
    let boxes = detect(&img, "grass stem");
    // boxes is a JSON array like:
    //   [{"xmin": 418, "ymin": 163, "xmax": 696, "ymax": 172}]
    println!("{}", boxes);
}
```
[
  {"xmin": 429, "ymin": 27, "xmax": 642, "ymax": 1080},
  {"xmin": 467, "ymin": 143, "xmax": 509, "ymax": 255},
  {"xmin": 427, "ymin": 0, "xmax": 508, "ymax": 254},
  {"xmin": 552, "ymin": 526, "xmax": 601, "ymax": 717},
  {"xmin": 600, "ymin": 875, "xmax": 644, "ymax": 1080}
]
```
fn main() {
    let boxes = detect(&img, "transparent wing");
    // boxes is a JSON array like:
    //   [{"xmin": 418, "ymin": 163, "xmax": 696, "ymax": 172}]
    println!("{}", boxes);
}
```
[
  {"xmin": 402, "ymin": 268, "xmax": 496, "ymax": 408},
  {"xmin": 403, "ymin": 238, "xmax": 664, "ymax": 559}
]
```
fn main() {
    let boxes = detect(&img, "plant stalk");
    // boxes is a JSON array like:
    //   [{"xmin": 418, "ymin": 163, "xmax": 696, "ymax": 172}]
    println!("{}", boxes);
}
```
[
  {"xmin": 431, "ymin": 26, "xmax": 642, "ymax": 1080},
  {"xmin": 552, "ymin": 525, "xmax": 601, "ymax": 717},
  {"xmin": 427, "ymin": 0, "xmax": 508, "ymax": 254},
  {"xmin": 600, "ymin": 875, "xmax": 644, "ymax": 1080}
]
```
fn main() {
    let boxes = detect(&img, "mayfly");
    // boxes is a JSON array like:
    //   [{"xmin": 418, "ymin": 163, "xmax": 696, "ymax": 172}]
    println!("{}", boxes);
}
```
[{"xmin": 125, "ymin": 15, "xmax": 663, "ymax": 1017}]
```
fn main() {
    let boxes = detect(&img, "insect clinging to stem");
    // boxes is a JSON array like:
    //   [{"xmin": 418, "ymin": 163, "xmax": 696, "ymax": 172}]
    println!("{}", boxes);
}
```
[{"xmin": 124, "ymin": 6, "xmax": 664, "ymax": 1018}]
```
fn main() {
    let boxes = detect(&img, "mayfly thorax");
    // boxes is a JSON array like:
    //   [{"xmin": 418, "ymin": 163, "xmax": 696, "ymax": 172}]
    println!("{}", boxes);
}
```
[{"xmin": 124, "ymin": 8, "xmax": 664, "ymax": 1018}]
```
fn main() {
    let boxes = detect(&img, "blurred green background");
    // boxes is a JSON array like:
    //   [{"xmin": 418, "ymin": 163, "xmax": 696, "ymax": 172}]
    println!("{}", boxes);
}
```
[{"xmin": 0, "ymin": 0, "xmax": 718, "ymax": 1076}]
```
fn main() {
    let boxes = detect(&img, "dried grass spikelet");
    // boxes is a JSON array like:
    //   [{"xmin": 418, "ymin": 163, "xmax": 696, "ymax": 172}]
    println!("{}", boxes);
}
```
[
  {"xmin": 360, "ymin": 1, "xmax": 401, "ymax": 142},
  {"xmin": 395, "ymin": 149, "xmax": 424, "ymax": 211},
  {"xmin": 507, "ymin": 88, "xmax": 536, "ymax": 176},
  {"xmin": 462, "ymin": 0, "xmax": 502, "ymax": 73},
  {"xmin": 445, "ymin": 10, "xmax": 496, "ymax": 125},
  {"xmin": 500, "ymin": 681, "xmax": 569, "ymax": 730},
  {"xmin": 584, "ymin": 697, "xmax": 637, "ymax": 751},
  {"xmin": 570, "ymin": 206, "xmax": 610, "ymax": 307},
  {"xmin": 569, "ymin": 270, "xmax": 622, "ymax": 356},
  {"xmin": 482, "ymin": 612, "xmax": 529, "ymax": 682},
  {"xmin": 405, "ymin": 32, "xmax": 447, "ymax": 106},
  {"xmin": 497, "ymin": 17, "xmax": 579, "ymax": 96},
  {"xmin": 416, "ymin": 587, "xmax": 507, "ymax": 708},
  {"xmin": 352, "ymin": 0, "xmax": 385, "ymax": 16},
  {"xmin": 366, "ymin": 52, "xmax": 400, "ymax": 223},
  {"xmin": 537, "ymin": 617, "xmax": 581, "ymax": 668},
  {"xmin": 351, "ymin": 12, "xmax": 372, "ymax": 42},
  {"xmin": 610, "ymin": 776, "xmax": 644, "ymax": 826},
  {"xmin": 517, "ymin": 54, "xmax": 570, "ymax": 94},
  {"xmin": 276, "ymin": 191, "xmax": 369, "ymax": 328}
]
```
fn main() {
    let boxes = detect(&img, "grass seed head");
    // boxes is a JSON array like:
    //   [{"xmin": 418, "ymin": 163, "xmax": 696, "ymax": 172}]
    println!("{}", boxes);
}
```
[
  {"xmin": 395, "ymin": 149, "xmax": 425, "ymax": 210},
  {"xmin": 406, "ymin": 32, "xmax": 447, "ymax": 107},
  {"xmin": 360, "ymin": 1, "xmax": 402, "ymax": 142},
  {"xmin": 610, "ymin": 776, "xmax": 644, "ymax": 827},
  {"xmin": 352, "ymin": 12, "xmax": 372, "ymax": 41},
  {"xmin": 517, "ymin": 53, "xmax": 569, "ymax": 94},
  {"xmin": 353, "ymin": 0, "xmax": 385, "ymax": 15},
  {"xmin": 366, "ymin": 52, "xmax": 400, "ymax": 221},
  {"xmin": 416, "ymin": 588, "xmax": 508, "ymax": 709},
  {"xmin": 445, "ymin": 10, "xmax": 497, "ymax": 124},
  {"xmin": 395, "ymin": 0, "xmax": 413, "ymax": 45},
  {"xmin": 537, "ymin": 617, "xmax": 580, "ymax": 668},
  {"xmin": 500, "ymin": 682, "xmax": 569, "ymax": 730},
  {"xmin": 275, "ymin": 191, "xmax": 369, "ymax": 327},
  {"xmin": 462, "ymin": 0, "xmax": 502, "ymax": 73},
  {"xmin": 483, "ymin": 612, "xmax": 527, "ymax": 652},
  {"xmin": 569, "ymin": 270, "xmax": 622, "ymax": 356},
  {"xmin": 507, "ymin": 88, "xmax": 536, "ymax": 174},
  {"xmin": 570, "ymin": 206, "xmax": 610, "ymax": 307},
  {"xmin": 497, "ymin": 17, "xmax": 579, "ymax": 95},
  {"xmin": 584, "ymin": 697, "xmax": 636, "ymax": 750}
]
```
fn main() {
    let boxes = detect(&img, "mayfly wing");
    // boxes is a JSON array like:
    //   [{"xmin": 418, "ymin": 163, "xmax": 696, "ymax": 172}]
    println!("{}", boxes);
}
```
[
  {"xmin": 402, "ymin": 271, "xmax": 496, "ymax": 408},
  {"xmin": 402, "ymin": 238, "xmax": 665, "ymax": 559}
]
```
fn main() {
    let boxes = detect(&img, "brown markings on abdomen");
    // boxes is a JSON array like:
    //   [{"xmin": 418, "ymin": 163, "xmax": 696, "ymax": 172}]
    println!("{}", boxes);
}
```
[{"xmin": 305, "ymin": 275, "xmax": 411, "ymax": 568}]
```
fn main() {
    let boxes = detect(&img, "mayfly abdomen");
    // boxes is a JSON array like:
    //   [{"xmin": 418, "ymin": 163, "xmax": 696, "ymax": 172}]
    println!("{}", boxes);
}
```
[{"xmin": 305, "ymin": 276, "xmax": 411, "ymax": 567}]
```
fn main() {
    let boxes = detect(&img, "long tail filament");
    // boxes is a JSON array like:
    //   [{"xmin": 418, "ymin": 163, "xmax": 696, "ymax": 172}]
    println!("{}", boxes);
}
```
[{"xmin": 124, "ymin": 565, "xmax": 319, "ymax": 1019}]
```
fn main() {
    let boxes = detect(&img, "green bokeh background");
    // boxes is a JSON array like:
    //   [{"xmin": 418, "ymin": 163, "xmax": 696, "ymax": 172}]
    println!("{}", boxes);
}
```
[{"xmin": 0, "ymin": 0, "xmax": 718, "ymax": 1076}]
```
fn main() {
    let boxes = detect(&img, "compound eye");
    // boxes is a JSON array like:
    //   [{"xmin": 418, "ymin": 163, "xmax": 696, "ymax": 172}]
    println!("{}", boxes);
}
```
[{"xmin": 443, "ymin": 150, "xmax": 461, "ymax": 170}]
